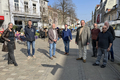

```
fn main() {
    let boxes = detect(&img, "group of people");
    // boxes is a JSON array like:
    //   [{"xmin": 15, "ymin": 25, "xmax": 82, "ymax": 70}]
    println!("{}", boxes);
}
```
[
  {"xmin": 1, "ymin": 20, "xmax": 115, "ymax": 68},
  {"xmin": 92, "ymin": 21, "xmax": 115, "ymax": 68}
]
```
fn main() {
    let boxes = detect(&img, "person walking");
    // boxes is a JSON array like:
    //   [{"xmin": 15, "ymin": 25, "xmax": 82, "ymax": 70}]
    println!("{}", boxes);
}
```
[
  {"xmin": 75, "ymin": 20, "xmax": 90, "ymax": 63},
  {"xmin": 104, "ymin": 21, "xmax": 115, "ymax": 62},
  {"xmin": 93, "ymin": 26, "xmax": 113, "ymax": 68},
  {"xmin": 15, "ymin": 31, "xmax": 20, "ymax": 42},
  {"xmin": 57, "ymin": 27, "xmax": 61, "ymax": 40},
  {"xmin": 48, "ymin": 24, "xmax": 58, "ymax": 60},
  {"xmin": 25, "ymin": 20, "xmax": 36, "ymax": 59},
  {"xmin": 2, "ymin": 22, "xmax": 18, "ymax": 66},
  {"xmin": 62, "ymin": 24, "xmax": 72, "ymax": 55},
  {"xmin": 91, "ymin": 23, "xmax": 100, "ymax": 57}
]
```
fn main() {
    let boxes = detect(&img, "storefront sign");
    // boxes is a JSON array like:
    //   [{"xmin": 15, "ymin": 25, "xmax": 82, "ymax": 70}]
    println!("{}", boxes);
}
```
[{"xmin": 0, "ymin": 16, "xmax": 4, "ymax": 20}]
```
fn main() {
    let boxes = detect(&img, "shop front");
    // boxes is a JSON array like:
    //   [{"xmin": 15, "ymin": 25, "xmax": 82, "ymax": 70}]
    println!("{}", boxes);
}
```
[
  {"xmin": 0, "ymin": 16, "xmax": 4, "ymax": 33},
  {"xmin": 14, "ymin": 16, "xmax": 40, "ymax": 31}
]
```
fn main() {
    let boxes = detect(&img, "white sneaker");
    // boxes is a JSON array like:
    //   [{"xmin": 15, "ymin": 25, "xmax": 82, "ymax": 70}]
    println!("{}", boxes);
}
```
[
  {"xmin": 33, "ymin": 55, "xmax": 36, "ymax": 58},
  {"xmin": 27, "ymin": 56, "xmax": 31, "ymax": 59}
]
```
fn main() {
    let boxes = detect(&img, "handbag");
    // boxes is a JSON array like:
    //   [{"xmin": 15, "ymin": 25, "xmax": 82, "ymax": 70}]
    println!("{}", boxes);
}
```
[
  {"xmin": 0, "ymin": 37, "xmax": 4, "ymax": 43},
  {"xmin": 2, "ymin": 41, "xmax": 8, "ymax": 52}
]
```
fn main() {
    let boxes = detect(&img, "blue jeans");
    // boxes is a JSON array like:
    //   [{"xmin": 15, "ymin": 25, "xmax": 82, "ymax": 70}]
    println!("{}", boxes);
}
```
[
  {"xmin": 49, "ymin": 42, "xmax": 56, "ymax": 57},
  {"xmin": 109, "ymin": 44, "xmax": 114, "ymax": 60},
  {"xmin": 57, "ymin": 37, "xmax": 60, "ymax": 41},
  {"xmin": 63, "ymin": 40, "xmax": 70, "ymax": 53},
  {"xmin": 27, "ymin": 41, "xmax": 35, "ymax": 56},
  {"xmin": 96, "ymin": 48, "xmax": 108, "ymax": 66}
]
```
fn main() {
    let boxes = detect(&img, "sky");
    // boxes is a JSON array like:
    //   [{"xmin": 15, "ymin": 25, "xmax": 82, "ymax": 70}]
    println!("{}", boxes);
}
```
[{"xmin": 48, "ymin": 0, "xmax": 100, "ymax": 22}]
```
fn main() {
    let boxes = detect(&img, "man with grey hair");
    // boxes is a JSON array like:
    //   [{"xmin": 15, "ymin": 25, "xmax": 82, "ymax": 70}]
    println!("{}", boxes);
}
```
[
  {"xmin": 75, "ymin": 20, "xmax": 90, "ymax": 63},
  {"xmin": 104, "ymin": 21, "xmax": 115, "ymax": 62},
  {"xmin": 93, "ymin": 25, "xmax": 113, "ymax": 68},
  {"xmin": 91, "ymin": 23, "xmax": 100, "ymax": 57},
  {"xmin": 48, "ymin": 23, "xmax": 58, "ymax": 60}
]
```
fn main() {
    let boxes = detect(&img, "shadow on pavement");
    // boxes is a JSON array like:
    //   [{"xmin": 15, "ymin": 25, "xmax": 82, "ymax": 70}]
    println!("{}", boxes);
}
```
[
  {"xmin": 20, "ymin": 48, "xmax": 28, "ymax": 56},
  {"xmin": 37, "ymin": 48, "xmax": 49, "ymax": 58},
  {"xmin": 56, "ymin": 48, "xmax": 64, "ymax": 55},
  {"xmin": 2, "ymin": 53, "xmax": 8, "ymax": 60},
  {"xmin": 17, "ymin": 41, "xmax": 27, "ymax": 46},
  {"xmin": 42, "ymin": 63, "xmax": 63, "ymax": 75}
]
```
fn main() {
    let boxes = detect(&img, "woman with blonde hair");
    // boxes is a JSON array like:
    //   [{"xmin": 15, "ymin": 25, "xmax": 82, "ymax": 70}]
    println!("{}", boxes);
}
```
[{"xmin": 2, "ymin": 22, "xmax": 18, "ymax": 66}]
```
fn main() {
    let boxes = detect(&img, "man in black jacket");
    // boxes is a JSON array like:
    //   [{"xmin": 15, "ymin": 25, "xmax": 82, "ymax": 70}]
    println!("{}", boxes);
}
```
[
  {"xmin": 104, "ymin": 21, "xmax": 115, "ymax": 62},
  {"xmin": 25, "ymin": 20, "xmax": 36, "ymax": 59},
  {"xmin": 93, "ymin": 25, "xmax": 113, "ymax": 68}
]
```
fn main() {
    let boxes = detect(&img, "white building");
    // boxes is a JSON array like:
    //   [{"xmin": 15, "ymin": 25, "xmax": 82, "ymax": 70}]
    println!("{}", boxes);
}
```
[
  {"xmin": 9, "ymin": 0, "xmax": 41, "ymax": 30},
  {"xmin": 0, "ymin": 0, "xmax": 10, "ymax": 29},
  {"xmin": 40, "ymin": 0, "xmax": 49, "ymax": 28}
]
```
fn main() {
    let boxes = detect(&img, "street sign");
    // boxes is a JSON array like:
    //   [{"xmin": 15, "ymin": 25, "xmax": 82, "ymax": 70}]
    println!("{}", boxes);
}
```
[{"xmin": 0, "ymin": 16, "xmax": 4, "ymax": 20}]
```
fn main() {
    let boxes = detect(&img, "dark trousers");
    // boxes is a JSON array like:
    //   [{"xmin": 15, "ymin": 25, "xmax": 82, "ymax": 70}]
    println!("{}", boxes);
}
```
[
  {"xmin": 108, "ymin": 44, "xmax": 114, "ymax": 60},
  {"xmin": 7, "ymin": 41, "xmax": 16, "ymax": 64},
  {"xmin": 92, "ymin": 39, "xmax": 97, "ymax": 56}
]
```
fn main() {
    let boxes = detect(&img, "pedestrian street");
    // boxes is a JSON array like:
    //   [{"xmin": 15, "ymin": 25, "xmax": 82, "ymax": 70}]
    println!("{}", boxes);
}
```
[{"xmin": 0, "ymin": 33, "xmax": 120, "ymax": 80}]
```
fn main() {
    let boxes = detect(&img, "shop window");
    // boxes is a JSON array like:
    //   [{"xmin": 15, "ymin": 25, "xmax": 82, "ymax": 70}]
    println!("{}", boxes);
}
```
[{"xmin": 15, "ymin": 21, "xmax": 22, "ymax": 25}]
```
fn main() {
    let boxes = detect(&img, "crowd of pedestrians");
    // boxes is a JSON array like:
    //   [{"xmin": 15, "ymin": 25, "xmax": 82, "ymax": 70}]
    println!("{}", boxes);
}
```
[{"xmin": 1, "ymin": 20, "xmax": 115, "ymax": 68}]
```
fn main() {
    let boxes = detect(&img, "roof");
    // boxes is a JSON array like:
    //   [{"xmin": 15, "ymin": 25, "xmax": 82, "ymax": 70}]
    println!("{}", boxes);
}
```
[
  {"xmin": 44, "ymin": 0, "xmax": 49, "ymax": 2},
  {"xmin": 96, "ymin": 5, "xmax": 100, "ymax": 8}
]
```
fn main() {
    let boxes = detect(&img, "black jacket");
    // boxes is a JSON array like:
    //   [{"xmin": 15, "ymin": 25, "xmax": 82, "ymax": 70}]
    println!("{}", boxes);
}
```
[
  {"xmin": 25, "ymin": 25, "xmax": 36, "ymax": 41},
  {"xmin": 1, "ymin": 28, "xmax": 16, "ymax": 52},
  {"xmin": 107, "ymin": 26, "xmax": 115, "ymax": 40}
]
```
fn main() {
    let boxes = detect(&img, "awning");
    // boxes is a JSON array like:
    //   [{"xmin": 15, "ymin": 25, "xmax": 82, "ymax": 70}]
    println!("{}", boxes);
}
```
[{"xmin": 0, "ymin": 16, "xmax": 4, "ymax": 20}]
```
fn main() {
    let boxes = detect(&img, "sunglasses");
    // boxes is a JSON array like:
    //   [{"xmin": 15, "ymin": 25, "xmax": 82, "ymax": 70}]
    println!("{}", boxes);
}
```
[{"xmin": 102, "ymin": 28, "xmax": 107, "ymax": 29}]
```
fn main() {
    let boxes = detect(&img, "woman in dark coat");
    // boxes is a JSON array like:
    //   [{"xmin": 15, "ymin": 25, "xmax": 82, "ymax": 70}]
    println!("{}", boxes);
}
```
[{"xmin": 2, "ymin": 22, "xmax": 18, "ymax": 66}]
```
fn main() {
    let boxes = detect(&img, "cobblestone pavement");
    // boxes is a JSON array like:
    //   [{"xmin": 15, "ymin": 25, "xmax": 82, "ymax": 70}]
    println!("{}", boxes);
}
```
[{"xmin": 0, "ymin": 33, "xmax": 120, "ymax": 80}]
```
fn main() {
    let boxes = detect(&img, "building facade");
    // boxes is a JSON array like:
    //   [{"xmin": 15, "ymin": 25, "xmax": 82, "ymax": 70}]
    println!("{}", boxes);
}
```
[
  {"xmin": 104, "ymin": 7, "xmax": 117, "ymax": 21},
  {"xmin": 9, "ymin": 0, "xmax": 41, "ymax": 30},
  {"xmin": 40, "ymin": 0, "xmax": 49, "ymax": 28},
  {"xmin": 94, "ymin": 0, "xmax": 117, "ymax": 24},
  {"xmin": 0, "ymin": 0, "xmax": 10, "ymax": 29},
  {"xmin": 48, "ymin": 6, "xmax": 58, "ymax": 28}
]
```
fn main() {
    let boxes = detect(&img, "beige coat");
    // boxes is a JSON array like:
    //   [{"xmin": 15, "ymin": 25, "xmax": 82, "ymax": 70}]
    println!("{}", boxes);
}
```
[{"xmin": 75, "ymin": 26, "xmax": 90, "ymax": 46}]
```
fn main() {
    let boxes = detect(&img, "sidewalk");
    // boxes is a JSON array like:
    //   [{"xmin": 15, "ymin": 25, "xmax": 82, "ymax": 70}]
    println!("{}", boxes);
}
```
[
  {"xmin": 0, "ymin": 33, "xmax": 120, "ymax": 80},
  {"xmin": 45, "ymin": 33, "xmax": 120, "ymax": 80}
]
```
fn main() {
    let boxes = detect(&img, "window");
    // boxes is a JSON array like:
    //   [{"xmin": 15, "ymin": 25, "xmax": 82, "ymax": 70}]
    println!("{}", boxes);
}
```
[
  {"xmin": 33, "ymin": 4, "xmax": 36, "ymax": 13},
  {"xmin": 40, "ymin": 7, "xmax": 42, "ymax": 12},
  {"xmin": 109, "ymin": 15, "xmax": 110, "ymax": 21},
  {"xmin": 43, "ymin": 8, "xmax": 45, "ymax": 12},
  {"xmin": 24, "ymin": 2, "xmax": 28, "ymax": 13},
  {"xmin": 119, "ymin": 0, "xmax": 120, "ymax": 5},
  {"xmin": 116, "ymin": 24, "xmax": 120, "ymax": 30},
  {"xmin": 112, "ymin": 14, "xmax": 113, "ymax": 20},
  {"xmin": 14, "ymin": 0, "xmax": 19, "ymax": 11}
]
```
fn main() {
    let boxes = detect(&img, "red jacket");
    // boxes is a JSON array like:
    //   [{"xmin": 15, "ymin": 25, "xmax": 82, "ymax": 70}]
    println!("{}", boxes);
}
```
[{"xmin": 91, "ymin": 28, "xmax": 100, "ymax": 40}]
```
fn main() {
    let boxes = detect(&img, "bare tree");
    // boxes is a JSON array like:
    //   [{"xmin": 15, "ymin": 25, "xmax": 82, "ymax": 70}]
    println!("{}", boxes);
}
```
[
  {"xmin": 54, "ymin": 0, "xmax": 76, "ymax": 24},
  {"xmin": 68, "ymin": 7, "xmax": 77, "ymax": 25}
]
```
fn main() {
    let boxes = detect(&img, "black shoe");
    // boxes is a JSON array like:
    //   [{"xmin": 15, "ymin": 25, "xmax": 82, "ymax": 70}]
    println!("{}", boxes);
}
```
[
  {"xmin": 95, "ymin": 55, "xmax": 97, "ymax": 57},
  {"xmin": 91, "ymin": 55, "xmax": 95, "ymax": 57},
  {"xmin": 14, "ymin": 63, "xmax": 18, "ymax": 66},
  {"xmin": 8, "ymin": 63, "xmax": 13, "ymax": 65},
  {"xmin": 93, "ymin": 63, "xmax": 99, "ymax": 66},
  {"xmin": 101, "ymin": 65, "xmax": 106, "ymax": 68},
  {"xmin": 111, "ymin": 59, "xmax": 114, "ymax": 62}
]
